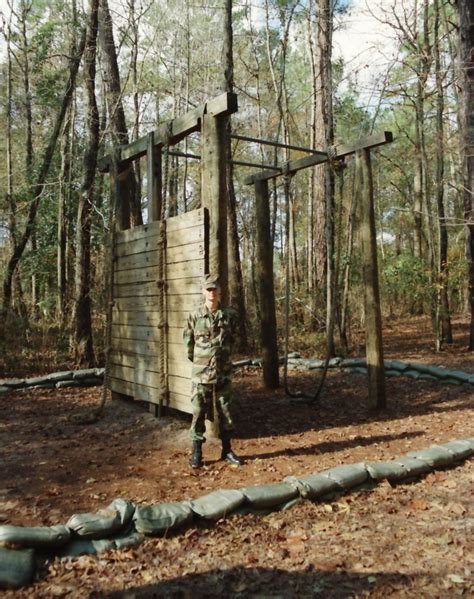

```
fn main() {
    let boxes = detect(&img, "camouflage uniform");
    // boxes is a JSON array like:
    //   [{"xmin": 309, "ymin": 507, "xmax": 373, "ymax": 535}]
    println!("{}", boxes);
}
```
[{"xmin": 183, "ymin": 304, "xmax": 236, "ymax": 442}]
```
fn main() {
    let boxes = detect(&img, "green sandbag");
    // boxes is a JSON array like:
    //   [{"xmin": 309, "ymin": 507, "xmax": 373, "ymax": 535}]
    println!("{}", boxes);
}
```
[
  {"xmin": 366, "ymin": 460, "xmax": 410, "ymax": 481},
  {"xmin": 0, "ymin": 524, "xmax": 70, "ymax": 550},
  {"xmin": 385, "ymin": 369, "xmax": 402, "ymax": 377},
  {"xmin": 67, "ymin": 498, "xmax": 135, "ymax": 539},
  {"xmin": 328, "ymin": 357, "xmax": 342, "ymax": 367},
  {"xmin": 112, "ymin": 529, "xmax": 144, "ymax": 550},
  {"xmin": 56, "ymin": 538, "xmax": 115, "ymax": 558},
  {"xmin": 241, "ymin": 482, "xmax": 299, "ymax": 509},
  {"xmin": 393, "ymin": 456, "xmax": 432, "ymax": 477},
  {"xmin": 133, "ymin": 502, "xmax": 194, "ymax": 535},
  {"xmin": 73, "ymin": 368, "xmax": 98, "ymax": 380},
  {"xmin": 386, "ymin": 360, "xmax": 409, "ymax": 372},
  {"xmin": 404, "ymin": 370, "xmax": 422, "ymax": 379},
  {"xmin": 319, "ymin": 463, "xmax": 368, "ymax": 490},
  {"xmin": 1, "ymin": 379, "xmax": 25, "ymax": 388},
  {"xmin": 406, "ymin": 446, "xmax": 457, "ymax": 468},
  {"xmin": 56, "ymin": 381, "xmax": 81, "ymax": 388},
  {"xmin": 24, "ymin": 375, "xmax": 50, "ymax": 386},
  {"xmin": 340, "ymin": 358, "xmax": 366, "ymax": 368},
  {"xmin": 0, "ymin": 547, "xmax": 35, "ymax": 590},
  {"xmin": 188, "ymin": 489, "xmax": 245, "ymax": 520},
  {"xmin": 439, "ymin": 440, "xmax": 473, "ymax": 461},
  {"xmin": 0, "ymin": 386, "xmax": 10, "ymax": 395},
  {"xmin": 46, "ymin": 371, "xmax": 74, "ymax": 383},
  {"xmin": 284, "ymin": 474, "xmax": 339, "ymax": 500},
  {"xmin": 344, "ymin": 366, "xmax": 367, "ymax": 375}
]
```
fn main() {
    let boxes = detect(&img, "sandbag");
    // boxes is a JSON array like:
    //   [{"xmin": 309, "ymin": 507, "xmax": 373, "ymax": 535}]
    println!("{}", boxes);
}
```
[
  {"xmin": 66, "ymin": 498, "xmax": 134, "ymax": 539},
  {"xmin": 344, "ymin": 367, "xmax": 367, "ymax": 375},
  {"xmin": 328, "ymin": 357, "xmax": 342, "ymax": 367},
  {"xmin": 404, "ymin": 370, "xmax": 422, "ymax": 380},
  {"xmin": 446, "ymin": 370, "xmax": 471, "ymax": 383},
  {"xmin": 284, "ymin": 474, "xmax": 339, "ymax": 499},
  {"xmin": 1, "ymin": 379, "xmax": 25, "ymax": 388},
  {"xmin": 366, "ymin": 460, "xmax": 409, "ymax": 481},
  {"xmin": 56, "ymin": 538, "xmax": 115, "ymax": 558},
  {"xmin": 393, "ymin": 456, "xmax": 432, "ymax": 477},
  {"xmin": 439, "ymin": 440, "xmax": 473, "ymax": 461},
  {"xmin": 0, "ymin": 547, "xmax": 35, "ymax": 590},
  {"xmin": 385, "ymin": 369, "xmax": 402, "ymax": 377},
  {"xmin": 73, "ymin": 369, "xmax": 98, "ymax": 381},
  {"xmin": 406, "ymin": 446, "xmax": 455, "ymax": 468},
  {"xmin": 45, "ymin": 371, "xmax": 74, "ymax": 383},
  {"xmin": 340, "ymin": 358, "xmax": 366, "ymax": 368},
  {"xmin": 24, "ymin": 375, "xmax": 50, "ymax": 387},
  {"xmin": 133, "ymin": 502, "xmax": 194, "ymax": 535},
  {"xmin": 189, "ymin": 489, "xmax": 245, "ymax": 520},
  {"xmin": 0, "ymin": 524, "xmax": 70, "ymax": 550},
  {"xmin": 241, "ymin": 482, "xmax": 298, "ymax": 509},
  {"xmin": 319, "ymin": 463, "xmax": 368, "ymax": 490},
  {"xmin": 56, "ymin": 381, "xmax": 81, "ymax": 388},
  {"xmin": 385, "ymin": 360, "xmax": 409, "ymax": 372},
  {"xmin": 0, "ymin": 386, "xmax": 10, "ymax": 395},
  {"xmin": 112, "ymin": 529, "xmax": 144, "ymax": 550}
]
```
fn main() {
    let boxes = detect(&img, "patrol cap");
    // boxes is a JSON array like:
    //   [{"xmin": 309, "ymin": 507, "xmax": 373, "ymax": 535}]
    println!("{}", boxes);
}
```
[{"xmin": 202, "ymin": 273, "xmax": 220, "ymax": 289}]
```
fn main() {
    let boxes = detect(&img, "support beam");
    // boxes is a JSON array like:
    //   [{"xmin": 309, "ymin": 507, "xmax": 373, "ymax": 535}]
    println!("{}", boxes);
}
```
[
  {"xmin": 356, "ymin": 149, "xmax": 386, "ymax": 409},
  {"xmin": 231, "ymin": 133, "xmax": 327, "ymax": 155},
  {"xmin": 244, "ymin": 131, "xmax": 393, "ymax": 185},
  {"xmin": 254, "ymin": 179, "xmax": 279, "ymax": 389},
  {"xmin": 98, "ymin": 92, "xmax": 238, "ymax": 172},
  {"xmin": 146, "ymin": 132, "xmax": 162, "ymax": 222}
]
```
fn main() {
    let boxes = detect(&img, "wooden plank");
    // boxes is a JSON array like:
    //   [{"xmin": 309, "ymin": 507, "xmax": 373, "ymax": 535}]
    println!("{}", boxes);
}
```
[
  {"xmin": 167, "ymin": 327, "xmax": 187, "ymax": 345},
  {"xmin": 110, "ymin": 350, "xmax": 159, "ymax": 369},
  {"xmin": 167, "ymin": 225, "xmax": 205, "ymax": 249},
  {"xmin": 112, "ymin": 308, "xmax": 161, "ymax": 328},
  {"xmin": 116, "ymin": 221, "xmax": 162, "ymax": 245},
  {"xmin": 167, "ymin": 278, "xmax": 202, "ymax": 296},
  {"xmin": 168, "ymin": 359, "xmax": 192, "ymax": 378},
  {"xmin": 167, "ymin": 242, "xmax": 204, "ymax": 264},
  {"xmin": 108, "ymin": 377, "xmax": 192, "ymax": 414},
  {"xmin": 167, "ymin": 311, "xmax": 191, "ymax": 327},
  {"xmin": 168, "ymin": 375, "xmax": 192, "ymax": 397},
  {"xmin": 116, "ymin": 251, "xmax": 160, "ymax": 272},
  {"xmin": 165, "ymin": 209, "xmax": 204, "ymax": 233},
  {"xmin": 147, "ymin": 132, "xmax": 162, "ymax": 222},
  {"xmin": 168, "ymin": 342, "xmax": 187, "ymax": 362},
  {"xmin": 112, "ymin": 338, "xmax": 160, "ymax": 357},
  {"xmin": 111, "ymin": 323, "xmax": 161, "ymax": 342},
  {"xmin": 167, "ymin": 294, "xmax": 202, "ymax": 312},
  {"xmin": 114, "ymin": 297, "xmax": 159, "ymax": 311},
  {"xmin": 115, "ymin": 265, "xmax": 161, "ymax": 286},
  {"xmin": 114, "ymin": 281, "xmax": 161, "ymax": 298},
  {"xmin": 244, "ymin": 131, "xmax": 394, "ymax": 185},
  {"xmin": 166, "ymin": 260, "xmax": 204, "ymax": 281},
  {"xmin": 115, "ymin": 234, "xmax": 161, "ymax": 258}
]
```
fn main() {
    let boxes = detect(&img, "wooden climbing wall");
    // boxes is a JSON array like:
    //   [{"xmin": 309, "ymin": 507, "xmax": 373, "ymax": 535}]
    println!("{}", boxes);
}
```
[{"xmin": 108, "ymin": 208, "xmax": 208, "ymax": 414}]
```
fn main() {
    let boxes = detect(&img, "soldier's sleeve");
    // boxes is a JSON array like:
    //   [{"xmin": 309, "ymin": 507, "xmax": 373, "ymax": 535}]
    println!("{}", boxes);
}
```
[{"xmin": 183, "ymin": 313, "xmax": 195, "ymax": 362}]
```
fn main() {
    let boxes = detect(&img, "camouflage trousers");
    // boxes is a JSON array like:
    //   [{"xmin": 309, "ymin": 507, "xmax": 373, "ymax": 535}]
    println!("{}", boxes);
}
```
[{"xmin": 189, "ymin": 380, "xmax": 234, "ymax": 442}]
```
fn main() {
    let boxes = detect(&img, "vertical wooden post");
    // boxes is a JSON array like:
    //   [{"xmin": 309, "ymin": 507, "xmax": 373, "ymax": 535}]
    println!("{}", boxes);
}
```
[
  {"xmin": 147, "ymin": 132, "xmax": 162, "ymax": 223},
  {"xmin": 201, "ymin": 112, "xmax": 229, "ymax": 437},
  {"xmin": 255, "ymin": 179, "xmax": 279, "ymax": 388},
  {"xmin": 110, "ymin": 151, "xmax": 132, "ymax": 401},
  {"xmin": 201, "ymin": 112, "xmax": 228, "ymax": 303},
  {"xmin": 356, "ymin": 149, "xmax": 386, "ymax": 409},
  {"xmin": 146, "ymin": 133, "xmax": 164, "ymax": 418}
]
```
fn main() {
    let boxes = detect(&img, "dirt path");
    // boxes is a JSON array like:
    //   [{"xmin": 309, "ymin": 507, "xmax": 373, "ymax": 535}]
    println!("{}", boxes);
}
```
[{"xmin": 0, "ymin": 317, "xmax": 473, "ymax": 597}]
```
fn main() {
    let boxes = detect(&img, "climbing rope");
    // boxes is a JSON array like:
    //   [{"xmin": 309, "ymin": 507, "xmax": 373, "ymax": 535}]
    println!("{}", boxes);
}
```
[{"xmin": 283, "ymin": 147, "xmax": 345, "ymax": 405}]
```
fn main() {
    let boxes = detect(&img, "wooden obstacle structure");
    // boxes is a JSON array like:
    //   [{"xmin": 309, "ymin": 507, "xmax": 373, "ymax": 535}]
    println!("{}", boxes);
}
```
[
  {"xmin": 100, "ymin": 92, "xmax": 237, "ymax": 416},
  {"xmin": 100, "ymin": 89, "xmax": 393, "ymax": 415}
]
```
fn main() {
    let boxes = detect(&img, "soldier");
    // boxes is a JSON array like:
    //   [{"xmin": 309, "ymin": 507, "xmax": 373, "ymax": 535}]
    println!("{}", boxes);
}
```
[{"xmin": 183, "ymin": 273, "xmax": 245, "ymax": 468}]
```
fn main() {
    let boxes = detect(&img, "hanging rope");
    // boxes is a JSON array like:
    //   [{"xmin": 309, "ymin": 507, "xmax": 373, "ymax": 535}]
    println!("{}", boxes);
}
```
[
  {"xmin": 283, "ymin": 147, "xmax": 346, "ymax": 405},
  {"xmin": 76, "ymin": 150, "xmax": 119, "ymax": 424}
]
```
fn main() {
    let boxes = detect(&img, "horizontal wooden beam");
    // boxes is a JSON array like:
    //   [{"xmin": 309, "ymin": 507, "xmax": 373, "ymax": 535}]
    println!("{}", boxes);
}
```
[
  {"xmin": 230, "ymin": 133, "xmax": 327, "ymax": 155},
  {"xmin": 244, "ymin": 131, "xmax": 394, "ymax": 185},
  {"xmin": 168, "ymin": 150, "xmax": 281, "ymax": 171},
  {"xmin": 98, "ymin": 92, "xmax": 238, "ymax": 172}
]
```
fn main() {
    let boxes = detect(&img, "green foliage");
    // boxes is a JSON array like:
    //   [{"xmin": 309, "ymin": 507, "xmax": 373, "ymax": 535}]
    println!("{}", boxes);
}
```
[{"xmin": 382, "ymin": 254, "xmax": 432, "ymax": 315}]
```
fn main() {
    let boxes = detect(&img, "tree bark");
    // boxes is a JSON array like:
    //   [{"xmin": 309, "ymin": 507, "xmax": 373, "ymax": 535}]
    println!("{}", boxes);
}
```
[
  {"xmin": 98, "ymin": 0, "xmax": 141, "ymax": 227},
  {"xmin": 223, "ymin": 0, "xmax": 248, "ymax": 350},
  {"xmin": 73, "ymin": 0, "xmax": 99, "ymax": 366},
  {"xmin": 457, "ymin": 0, "xmax": 474, "ymax": 349}
]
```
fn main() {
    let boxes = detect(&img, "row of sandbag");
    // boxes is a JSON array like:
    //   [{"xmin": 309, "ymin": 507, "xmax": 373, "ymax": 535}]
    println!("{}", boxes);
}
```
[
  {"xmin": 0, "ymin": 368, "xmax": 105, "ymax": 395},
  {"xmin": 238, "ymin": 354, "xmax": 474, "ymax": 386},
  {"xmin": 1, "ymin": 437, "xmax": 473, "ymax": 590}
]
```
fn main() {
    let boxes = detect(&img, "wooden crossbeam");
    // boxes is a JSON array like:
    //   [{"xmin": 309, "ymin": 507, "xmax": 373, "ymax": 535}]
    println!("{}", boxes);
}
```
[
  {"xmin": 243, "ymin": 131, "xmax": 393, "ymax": 185},
  {"xmin": 98, "ymin": 92, "xmax": 238, "ymax": 172}
]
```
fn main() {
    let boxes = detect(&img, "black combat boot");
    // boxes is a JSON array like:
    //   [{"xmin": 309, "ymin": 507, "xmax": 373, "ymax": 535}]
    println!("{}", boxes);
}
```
[
  {"xmin": 190, "ymin": 441, "xmax": 203, "ymax": 468},
  {"xmin": 221, "ymin": 438, "xmax": 245, "ymax": 466}
]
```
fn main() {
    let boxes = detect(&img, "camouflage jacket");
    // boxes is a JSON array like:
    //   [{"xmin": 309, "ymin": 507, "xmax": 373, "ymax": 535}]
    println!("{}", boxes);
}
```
[{"xmin": 183, "ymin": 304, "xmax": 236, "ymax": 384}]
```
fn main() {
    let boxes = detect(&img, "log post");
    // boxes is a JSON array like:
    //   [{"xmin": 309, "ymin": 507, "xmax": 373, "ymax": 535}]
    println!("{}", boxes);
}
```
[
  {"xmin": 255, "ymin": 179, "xmax": 279, "ymax": 388},
  {"xmin": 201, "ymin": 112, "xmax": 229, "ymax": 437},
  {"xmin": 147, "ymin": 131, "xmax": 162, "ymax": 223},
  {"xmin": 356, "ymin": 149, "xmax": 386, "ymax": 409}
]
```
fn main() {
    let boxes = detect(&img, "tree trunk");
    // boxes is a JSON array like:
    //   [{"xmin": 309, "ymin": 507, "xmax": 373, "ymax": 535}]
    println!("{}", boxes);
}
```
[
  {"xmin": 0, "ymin": 30, "xmax": 86, "ymax": 328},
  {"xmin": 98, "ymin": 0, "xmax": 141, "ymax": 227},
  {"xmin": 57, "ymin": 111, "xmax": 72, "ymax": 324},
  {"xmin": 223, "ymin": 0, "xmax": 248, "ymax": 350},
  {"xmin": 457, "ymin": 0, "xmax": 474, "ymax": 349},
  {"xmin": 73, "ymin": 0, "xmax": 99, "ymax": 367}
]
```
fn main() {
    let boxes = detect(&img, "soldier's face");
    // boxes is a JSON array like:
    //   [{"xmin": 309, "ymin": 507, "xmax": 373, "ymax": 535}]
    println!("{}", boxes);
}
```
[{"xmin": 203, "ymin": 286, "xmax": 220, "ymax": 309}]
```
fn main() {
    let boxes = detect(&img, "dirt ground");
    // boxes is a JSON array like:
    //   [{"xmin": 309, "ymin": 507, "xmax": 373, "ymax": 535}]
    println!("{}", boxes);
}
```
[{"xmin": 0, "ymin": 316, "xmax": 473, "ymax": 598}]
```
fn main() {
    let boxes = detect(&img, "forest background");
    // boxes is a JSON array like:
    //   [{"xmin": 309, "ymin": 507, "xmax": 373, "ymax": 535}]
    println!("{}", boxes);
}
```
[{"xmin": 0, "ymin": 0, "xmax": 473, "ymax": 372}]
